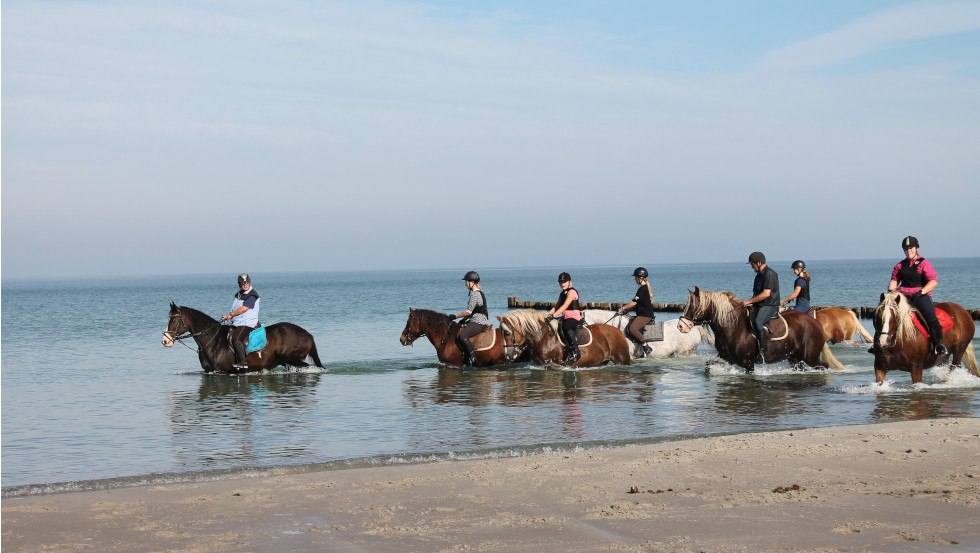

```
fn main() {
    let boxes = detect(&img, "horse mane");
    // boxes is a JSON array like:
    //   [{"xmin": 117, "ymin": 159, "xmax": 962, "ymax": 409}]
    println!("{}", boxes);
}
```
[
  {"xmin": 692, "ymin": 290, "xmax": 741, "ymax": 328},
  {"xmin": 179, "ymin": 305, "xmax": 217, "ymax": 325},
  {"xmin": 413, "ymin": 308, "xmax": 454, "ymax": 324},
  {"xmin": 501, "ymin": 309, "xmax": 547, "ymax": 337},
  {"xmin": 878, "ymin": 291, "xmax": 917, "ymax": 343}
]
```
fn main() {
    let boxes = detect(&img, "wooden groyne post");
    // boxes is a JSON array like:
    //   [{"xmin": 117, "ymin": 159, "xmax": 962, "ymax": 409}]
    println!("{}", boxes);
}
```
[{"xmin": 507, "ymin": 297, "xmax": 980, "ymax": 321}]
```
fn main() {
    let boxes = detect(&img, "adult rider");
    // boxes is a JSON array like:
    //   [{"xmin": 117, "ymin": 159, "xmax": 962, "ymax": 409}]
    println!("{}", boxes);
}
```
[
  {"xmin": 547, "ymin": 272, "xmax": 583, "ymax": 364},
  {"xmin": 617, "ymin": 266, "xmax": 656, "ymax": 358},
  {"xmin": 448, "ymin": 271, "xmax": 490, "ymax": 366},
  {"xmin": 878, "ymin": 236, "xmax": 948, "ymax": 356},
  {"xmin": 741, "ymin": 252, "xmax": 780, "ymax": 364},
  {"xmin": 220, "ymin": 273, "xmax": 260, "ymax": 371}
]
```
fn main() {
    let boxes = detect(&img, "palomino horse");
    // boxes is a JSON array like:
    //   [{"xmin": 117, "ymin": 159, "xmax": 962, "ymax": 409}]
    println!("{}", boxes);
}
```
[
  {"xmin": 813, "ymin": 307, "xmax": 873, "ymax": 345},
  {"xmin": 678, "ymin": 288, "xmax": 844, "ymax": 371},
  {"xmin": 871, "ymin": 291, "xmax": 978, "ymax": 384},
  {"xmin": 497, "ymin": 310, "xmax": 632, "ymax": 367},
  {"xmin": 584, "ymin": 310, "xmax": 715, "ymax": 359},
  {"xmin": 162, "ymin": 303, "xmax": 323, "ymax": 374},
  {"xmin": 399, "ymin": 308, "xmax": 524, "ymax": 367}
]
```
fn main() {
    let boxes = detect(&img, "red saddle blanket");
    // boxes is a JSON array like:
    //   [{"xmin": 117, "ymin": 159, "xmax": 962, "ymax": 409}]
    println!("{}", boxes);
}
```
[{"xmin": 911, "ymin": 308, "xmax": 954, "ymax": 338}]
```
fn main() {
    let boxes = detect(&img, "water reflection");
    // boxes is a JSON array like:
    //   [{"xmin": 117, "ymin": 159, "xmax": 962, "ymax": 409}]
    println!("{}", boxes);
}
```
[
  {"xmin": 870, "ymin": 391, "xmax": 974, "ymax": 422},
  {"xmin": 712, "ymin": 374, "xmax": 833, "ymax": 418},
  {"xmin": 167, "ymin": 372, "xmax": 321, "ymax": 469}
]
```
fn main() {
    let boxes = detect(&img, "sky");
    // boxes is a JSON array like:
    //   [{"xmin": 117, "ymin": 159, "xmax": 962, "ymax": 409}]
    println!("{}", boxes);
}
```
[{"xmin": 3, "ymin": 0, "xmax": 980, "ymax": 279}]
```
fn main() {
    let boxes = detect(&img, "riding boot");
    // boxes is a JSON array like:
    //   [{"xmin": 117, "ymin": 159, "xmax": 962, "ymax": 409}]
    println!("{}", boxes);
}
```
[
  {"xmin": 459, "ymin": 338, "xmax": 477, "ymax": 366},
  {"xmin": 633, "ymin": 339, "xmax": 646, "ymax": 358},
  {"xmin": 928, "ymin": 319, "xmax": 948, "ymax": 357},
  {"xmin": 233, "ymin": 341, "xmax": 248, "ymax": 370},
  {"xmin": 567, "ymin": 329, "xmax": 581, "ymax": 364},
  {"xmin": 756, "ymin": 327, "xmax": 770, "ymax": 364}
]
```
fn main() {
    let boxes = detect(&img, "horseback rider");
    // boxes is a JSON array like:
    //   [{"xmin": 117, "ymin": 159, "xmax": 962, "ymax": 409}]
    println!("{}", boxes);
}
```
[
  {"xmin": 546, "ymin": 272, "xmax": 583, "ymax": 364},
  {"xmin": 741, "ymin": 252, "xmax": 780, "ymax": 363},
  {"xmin": 781, "ymin": 260, "xmax": 811, "ymax": 313},
  {"xmin": 448, "ymin": 271, "xmax": 490, "ymax": 366},
  {"xmin": 617, "ymin": 266, "xmax": 655, "ymax": 357},
  {"xmin": 882, "ymin": 236, "xmax": 948, "ymax": 356},
  {"xmin": 220, "ymin": 273, "xmax": 260, "ymax": 370}
]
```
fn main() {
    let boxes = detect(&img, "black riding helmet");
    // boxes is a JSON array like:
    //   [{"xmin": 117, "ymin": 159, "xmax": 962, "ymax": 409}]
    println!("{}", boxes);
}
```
[
  {"xmin": 791, "ymin": 260, "xmax": 805, "ymax": 270},
  {"xmin": 632, "ymin": 267, "xmax": 648, "ymax": 278},
  {"xmin": 902, "ymin": 235, "xmax": 919, "ymax": 249},
  {"xmin": 747, "ymin": 252, "xmax": 766, "ymax": 264},
  {"xmin": 462, "ymin": 271, "xmax": 480, "ymax": 283},
  {"xmin": 237, "ymin": 273, "xmax": 251, "ymax": 286},
  {"xmin": 558, "ymin": 272, "xmax": 572, "ymax": 283}
]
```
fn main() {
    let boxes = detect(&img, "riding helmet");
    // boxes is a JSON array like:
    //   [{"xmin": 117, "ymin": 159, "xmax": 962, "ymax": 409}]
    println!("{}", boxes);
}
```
[
  {"xmin": 237, "ymin": 273, "xmax": 251, "ymax": 285},
  {"xmin": 558, "ymin": 272, "xmax": 572, "ymax": 283},
  {"xmin": 747, "ymin": 252, "xmax": 766, "ymax": 265},
  {"xmin": 902, "ymin": 235, "xmax": 919, "ymax": 249},
  {"xmin": 632, "ymin": 267, "xmax": 648, "ymax": 278},
  {"xmin": 791, "ymin": 260, "xmax": 806, "ymax": 270},
  {"xmin": 462, "ymin": 271, "xmax": 480, "ymax": 283}
]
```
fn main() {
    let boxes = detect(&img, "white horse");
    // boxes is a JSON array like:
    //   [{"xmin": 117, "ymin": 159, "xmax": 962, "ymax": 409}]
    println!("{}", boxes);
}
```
[{"xmin": 583, "ymin": 310, "xmax": 715, "ymax": 359}]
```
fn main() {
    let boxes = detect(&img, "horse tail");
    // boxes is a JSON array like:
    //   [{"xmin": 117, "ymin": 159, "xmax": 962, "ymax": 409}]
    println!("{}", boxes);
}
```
[
  {"xmin": 819, "ymin": 343, "xmax": 846, "ymax": 370},
  {"xmin": 850, "ymin": 311, "xmax": 874, "ymax": 343},
  {"xmin": 308, "ymin": 337, "xmax": 324, "ymax": 368},
  {"xmin": 962, "ymin": 342, "xmax": 979, "ymax": 378}
]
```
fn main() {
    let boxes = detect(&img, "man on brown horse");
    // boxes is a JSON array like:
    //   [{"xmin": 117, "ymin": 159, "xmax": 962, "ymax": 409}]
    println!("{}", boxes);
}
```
[
  {"xmin": 448, "ymin": 271, "xmax": 490, "ymax": 366},
  {"xmin": 220, "ymin": 273, "xmax": 260, "ymax": 370},
  {"xmin": 740, "ymin": 252, "xmax": 780, "ymax": 364}
]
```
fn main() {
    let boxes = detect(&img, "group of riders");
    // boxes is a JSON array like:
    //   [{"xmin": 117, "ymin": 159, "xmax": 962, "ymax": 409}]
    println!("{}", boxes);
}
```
[{"xmin": 222, "ymin": 235, "xmax": 947, "ymax": 370}]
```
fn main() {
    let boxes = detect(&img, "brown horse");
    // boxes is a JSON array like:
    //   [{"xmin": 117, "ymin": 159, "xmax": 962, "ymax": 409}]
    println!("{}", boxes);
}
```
[
  {"xmin": 871, "ymin": 291, "xmax": 978, "ymax": 384},
  {"xmin": 678, "ymin": 288, "xmax": 844, "ymax": 372},
  {"xmin": 498, "ymin": 309, "xmax": 632, "ymax": 367},
  {"xmin": 161, "ymin": 303, "xmax": 323, "ymax": 374},
  {"xmin": 814, "ymin": 307, "xmax": 874, "ymax": 345},
  {"xmin": 399, "ymin": 308, "xmax": 525, "ymax": 367}
]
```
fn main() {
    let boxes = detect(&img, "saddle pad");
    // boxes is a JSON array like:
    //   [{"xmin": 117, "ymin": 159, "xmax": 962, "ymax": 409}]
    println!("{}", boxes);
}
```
[
  {"xmin": 246, "ymin": 326, "xmax": 268, "ymax": 353},
  {"xmin": 641, "ymin": 322, "xmax": 665, "ymax": 342},
  {"xmin": 469, "ymin": 325, "xmax": 497, "ymax": 352},
  {"xmin": 549, "ymin": 320, "xmax": 594, "ymax": 348},
  {"xmin": 764, "ymin": 313, "xmax": 788, "ymax": 340},
  {"xmin": 911, "ymin": 307, "xmax": 954, "ymax": 339}
]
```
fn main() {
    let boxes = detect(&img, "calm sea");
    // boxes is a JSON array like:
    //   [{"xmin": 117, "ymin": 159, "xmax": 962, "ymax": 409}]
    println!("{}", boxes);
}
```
[{"xmin": 3, "ymin": 258, "xmax": 979, "ymax": 495}]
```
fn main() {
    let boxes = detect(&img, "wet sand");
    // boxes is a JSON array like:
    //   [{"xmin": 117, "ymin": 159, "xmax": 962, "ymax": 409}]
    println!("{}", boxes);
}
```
[{"xmin": 3, "ymin": 418, "xmax": 979, "ymax": 552}]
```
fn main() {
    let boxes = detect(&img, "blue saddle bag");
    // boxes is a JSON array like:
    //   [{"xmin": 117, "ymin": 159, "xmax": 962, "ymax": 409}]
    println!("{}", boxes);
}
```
[{"xmin": 246, "ymin": 326, "xmax": 268, "ymax": 353}]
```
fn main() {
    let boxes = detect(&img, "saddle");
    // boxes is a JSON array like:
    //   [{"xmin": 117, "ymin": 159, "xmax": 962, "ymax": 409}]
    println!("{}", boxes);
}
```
[
  {"xmin": 639, "ymin": 321, "xmax": 665, "ymax": 342},
  {"xmin": 762, "ymin": 312, "xmax": 789, "ymax": 342},
  {"xmin": 910, "ymin": 307, "xmax": 954, "ymax": 339},
  {"xmin": 548, "ymin": 320, "xmax": 593, "ymax": 348},
  {"xmin": 466, "ymin": 324, "xmax": 497, "ymax": 352},
  {"xmin": 228, "ymin": 326, "xmax": 268, "ymax": 354}
]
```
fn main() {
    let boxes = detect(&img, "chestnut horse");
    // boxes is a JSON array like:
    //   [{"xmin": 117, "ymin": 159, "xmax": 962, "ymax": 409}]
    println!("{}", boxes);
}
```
[
  {"xmin": 814, "ymin": 307, "xmax": 874, "ymax": 345},
  {"xmin": 678, "ymin": 288, "xmax": 844, "ymax": 372},
  {"xmin": 399, "ymin": 308, "xmax": 525, "ymax": 367},
  {"xmin": 162, "ymin": 303, "xmax": 323, "ymax": 374},
  {"xmin": 498, "ymin": 309, "xmax": 632, "ymax": 367},
  {"xmin": 871, "ymin": 291, "xmax": 978, "ymax": 384}
]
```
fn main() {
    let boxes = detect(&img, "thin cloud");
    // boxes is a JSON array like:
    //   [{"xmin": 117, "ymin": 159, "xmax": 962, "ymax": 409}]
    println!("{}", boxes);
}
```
[{"xmin": 759, "ymin": 1, "xmax": 980, "ymax": 71}]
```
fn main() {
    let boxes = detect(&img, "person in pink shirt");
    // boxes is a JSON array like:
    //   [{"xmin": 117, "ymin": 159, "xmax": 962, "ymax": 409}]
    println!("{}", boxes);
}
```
[
  {"xmin": 546, "ymin": 272, "xmax": 583, "ymax": 364},
  {"xmin": 884, "ymin": 235, "xmax": 947, "ymax": 356}
]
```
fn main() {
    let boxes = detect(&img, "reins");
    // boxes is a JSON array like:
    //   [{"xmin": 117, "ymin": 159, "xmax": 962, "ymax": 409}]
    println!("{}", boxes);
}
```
[{"xmin": 166, "ymin": 312, "xmax": 224, "ymax": 354}]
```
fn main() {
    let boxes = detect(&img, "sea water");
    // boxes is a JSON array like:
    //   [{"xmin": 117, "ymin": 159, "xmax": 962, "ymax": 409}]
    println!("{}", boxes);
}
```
[{"xmin": 3, "ymin": 258, "xmax": 979, "ymax": 494}]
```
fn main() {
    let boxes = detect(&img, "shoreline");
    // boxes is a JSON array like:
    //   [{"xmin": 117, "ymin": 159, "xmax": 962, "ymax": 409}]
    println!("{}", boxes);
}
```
[{"xmin": 4, "ymin": 418, "xmax": 978, "ymax": 552}]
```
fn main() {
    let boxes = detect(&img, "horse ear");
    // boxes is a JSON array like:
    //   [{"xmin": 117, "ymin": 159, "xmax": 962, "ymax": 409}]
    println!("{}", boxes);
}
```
[
  {"xmin": 693, "ymin": 286, "xmax": 700, "ymax": 294},
  {"xmin": 496, "ymin": 315, "xmax": 501, "ymax": 321},
  {"xmin": 170, "ymin": 301, "xmax": 178, "ymax": 311},
  {"xmin": 879, "ymin": 292, "xmax": 885, "ymax": 303}
]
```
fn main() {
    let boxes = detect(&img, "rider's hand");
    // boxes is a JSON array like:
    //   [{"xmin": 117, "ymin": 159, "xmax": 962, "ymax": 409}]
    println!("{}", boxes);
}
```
[
  {"xmin": 545, "ymin": 314, "xmax": 555, "ymax": 322},
  {"xmin": 447, "ymin": 313, "xmax": 456, "ymax": 319}
]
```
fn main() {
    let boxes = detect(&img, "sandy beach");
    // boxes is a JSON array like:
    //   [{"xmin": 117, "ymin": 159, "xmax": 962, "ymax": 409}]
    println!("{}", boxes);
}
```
[{"xmin": 3, "ymin": 418, "xmax": 978, "ymax": 552}]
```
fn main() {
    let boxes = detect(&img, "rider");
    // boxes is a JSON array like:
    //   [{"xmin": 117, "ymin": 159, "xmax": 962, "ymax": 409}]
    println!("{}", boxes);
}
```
[
  {"xmin": 220, "ymin": 273, "xmax": 260, "ymax": 370},
  {"xmin": 547, "ymin": 272, "xmax": 583, "ymax": 364},
  {"xmin": 617, "ymin": 267, "xmax": 655, "ymax": 357},
  {"xmin": 740, "ymin": 252, "xmax": 780, "ymax": 363},
  {"xmin": 448, "ymin": 271, "xmax": 490, "ymax": 366},
  {"xmin": 781, "ymin": 260, "xmax": 811, "ymax": 313},
  {"xmin": 886, "ymin": 235, "xmax": 948, "ymax": 356}
]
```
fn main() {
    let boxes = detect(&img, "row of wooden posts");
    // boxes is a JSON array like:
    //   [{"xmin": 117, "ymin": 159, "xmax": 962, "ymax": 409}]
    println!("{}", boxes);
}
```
[{"xmin": 507, "ymin": 297, "xmax": 980, "ymax": 321}]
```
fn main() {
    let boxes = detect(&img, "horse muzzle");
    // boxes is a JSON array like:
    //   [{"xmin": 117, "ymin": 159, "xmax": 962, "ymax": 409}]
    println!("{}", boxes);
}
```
[
  {"xmin": 399, "ymin": 334, "xmax": 415, "ymax": 346},
  {"xmin": 161, "ymin": 331, "xmax": 175, "ymax": 348},
  {"xmin": 677, "ymin": 318, "xmax": 694, "ymax": 334}
]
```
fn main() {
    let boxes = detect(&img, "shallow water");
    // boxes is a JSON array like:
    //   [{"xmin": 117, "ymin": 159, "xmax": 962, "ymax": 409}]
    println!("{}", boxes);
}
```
[{"xmin": 3, "ymin": 259, "xmax": 979, "ymax": 494}]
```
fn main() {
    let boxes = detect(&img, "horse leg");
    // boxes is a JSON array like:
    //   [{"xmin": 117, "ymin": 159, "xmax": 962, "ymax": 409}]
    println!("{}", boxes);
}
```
[
  {"xmin": 875, "ymin": 368, "xmax": 887, "ymax": 385},
  {"xmin": 911, "ymin": 366, "xmax": 924, "ymax": 384}
]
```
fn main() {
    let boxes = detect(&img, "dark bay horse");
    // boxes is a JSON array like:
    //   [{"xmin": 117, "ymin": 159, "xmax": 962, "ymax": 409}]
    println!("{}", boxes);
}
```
[
  {"xmin": 871, "ymin": 291, "xmax": 978, "ymax": 384},
  {"xmin": 678, "ymin": 288, "xmax": 844, "ymax": 372},
  {"xmin": 814, "ymin": 307, "xmax": 873, "ymax": 345},
  {"xmin": 162, "ymin": 303, "xmax": 323, "ymax": 374},
  {"xmin": 399, "ymin": 308, "xmax": 526, "ymax": 367},
  {"xmin": 498, "ymin": 310, "xmax": 632, "ymax": 368}
]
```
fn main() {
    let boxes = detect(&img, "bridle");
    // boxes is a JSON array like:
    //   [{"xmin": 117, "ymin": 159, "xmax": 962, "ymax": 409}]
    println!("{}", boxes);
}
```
[
  {"xmin": 499, "ymin": 321, "xmax": 527, "ymax": 362},
  {"xmin": 164, "ymin": 311, "xmax": 223, "ymax": 352}
]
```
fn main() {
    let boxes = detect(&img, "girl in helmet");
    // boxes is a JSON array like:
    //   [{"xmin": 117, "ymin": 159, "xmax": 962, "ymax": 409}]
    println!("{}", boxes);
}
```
[
  {"xmin": 781, "ymin": 260, "xmax": 811, "ymax": 313},
  {"xmin": 547, "ymin": 272, "xmax": 583, "ymax": 364},
  {"xmin": 617, "ymin": 267, "xmax": 655, "ymax": 357},
  {"xmin": 884, "ymin": 236, "xmax": 947, "ymax": 356},
  {"xmin": 449, "ymin": 271, "xmax": 490, "ymax": 366}
]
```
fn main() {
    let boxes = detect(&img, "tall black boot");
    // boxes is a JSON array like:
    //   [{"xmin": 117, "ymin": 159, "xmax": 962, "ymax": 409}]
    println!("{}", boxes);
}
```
[
  {"xmin": 233, "ymin": 341, "xmax": 248, "ymax": 370},
  {"xmin": 567, "ymin": 329, "xmax": 581, "ymax": 364},
  {"xmin": 458, "ymin": 338, "xmax": 477, "ymax": 366},
  {"xmin": 756, "ymin": 327, "xmax": 770, "ymax": 364},
  {"xmin": 928, "ymin": 319, "xmax": 948, "ymax": 356}
]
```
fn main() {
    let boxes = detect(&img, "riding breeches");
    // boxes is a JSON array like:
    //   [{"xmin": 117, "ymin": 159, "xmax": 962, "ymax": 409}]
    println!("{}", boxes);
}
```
[
  {"xmin": 560, "ymin": 318, "xmax": 581, "ymax": 347},
  {"xmin": 457, "ymin": 323, "xmax": 488, "ymax": 343},
  {"xmin": 229, "ymin": 326, "xmax": 253, "ymax": 363},
  {"xmin": 908, "ymin": 293, "xmax": 939, "ymax": 326},
  {"xmin": 627, "ymin": 315, "xmax": 653, "ymax": 343},
  {"xmin": 750, "ymin": 305, "xmax": 779, "ymax": 336}
]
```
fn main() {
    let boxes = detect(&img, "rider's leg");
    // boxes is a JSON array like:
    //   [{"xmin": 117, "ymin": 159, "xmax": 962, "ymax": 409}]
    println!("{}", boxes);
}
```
[
  {"xmin": 456, "ymin": 323, "xmax": 482, "ymax": 366},
  {"xmin": 628, "ymin": 315, "xmax": 652, "ymax": 357},
  {"xmin": 231, "ymin": 326, "xmax": 250, "ymax": 369},
  {"xmin": 561, "ymin": 318, "xmax": 580, "ymax": 363},
  {"xmin": 912, "ymin": 294, "xmax": 948, "ymax": 356}
]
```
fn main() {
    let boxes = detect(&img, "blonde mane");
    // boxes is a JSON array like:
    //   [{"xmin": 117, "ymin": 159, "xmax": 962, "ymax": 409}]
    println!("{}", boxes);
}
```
[
  {"xmin": 690, "ymin": 290, "xmax": 741, "ymax": 328},
  {"xmin": 879, "ymin": 291, "xmax": 918, "ymax": 343},
  {"xmin": 500, "ymin": 309, "xmax": 548, "ymax": 338}
]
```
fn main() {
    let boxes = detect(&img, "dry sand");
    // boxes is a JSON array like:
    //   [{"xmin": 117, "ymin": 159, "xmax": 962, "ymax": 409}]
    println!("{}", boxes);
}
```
[{"xmin": 3, "ymin": 418, "xmax": 979, "ymax": 552}]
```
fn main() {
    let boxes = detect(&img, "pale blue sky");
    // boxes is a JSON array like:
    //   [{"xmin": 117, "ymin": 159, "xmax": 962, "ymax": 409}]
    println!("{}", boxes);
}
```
[{"xmin": 3, "ymin": 0, "xmax": 979, "ymax": 279}]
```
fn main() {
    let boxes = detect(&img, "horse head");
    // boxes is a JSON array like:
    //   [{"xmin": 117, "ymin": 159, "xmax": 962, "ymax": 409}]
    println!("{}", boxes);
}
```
[
  {"xmin": 399, "ymin": 308, "xmax": 422, "ymax": 346},
  {"xmin": 678, "ymin": 287, "xmax": 704, "ymax": 333},
  {"xmin": 679, "ymin": 288, "xmax": 740, "ymax": 332},
  {"xmin": 498, "ymin": 312, "xmax": 536, "ymax": 362},
  {"xmin": 874, "ymin": 291, "xmax": 915, "ymax": 349},
  {"xmin": 162, "ymin": 302, "xmax": 186, "ymax": 347}
]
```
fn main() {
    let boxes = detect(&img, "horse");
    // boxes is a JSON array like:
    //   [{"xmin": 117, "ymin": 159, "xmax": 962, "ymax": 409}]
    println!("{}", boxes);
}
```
[
  {"xmin": 497, "ymin": 309, "xmax": 632, "ymax": 368},
  {"xmin": 871, "ymin": 291, "xmax": 978, "ymax": 384},
  {"xmin": 583, "ymin": 309, "xmax": 715, "ymax": 359},
  {"xmin": 677, "ymin": 288, "xmax": 844, "ymax": 372},
  {"xmin": 399, "ymin": 308, "xmax": 524, "ymax": 367},
  {"xmin": 162, "ymin": 302, "xmax": 323, "ymax": 374},
  {"xmin": 809, "ymin": 307, "xmax": 874, "ymax": 345}
]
